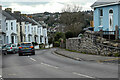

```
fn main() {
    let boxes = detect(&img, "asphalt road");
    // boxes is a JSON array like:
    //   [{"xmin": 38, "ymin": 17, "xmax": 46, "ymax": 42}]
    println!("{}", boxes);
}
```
[{"xmin": 2, "ymin": 48, "xmax": 119, "ymax": 79}]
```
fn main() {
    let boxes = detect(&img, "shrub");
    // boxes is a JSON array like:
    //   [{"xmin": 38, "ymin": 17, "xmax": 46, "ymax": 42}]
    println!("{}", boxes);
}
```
[
  {"xmin": 54, "ymin": 41, "xmax": 60, "ymax": 47},
  {"xmin": 113, "ymin": 53, "xmax": 120, "ymax": 57}
]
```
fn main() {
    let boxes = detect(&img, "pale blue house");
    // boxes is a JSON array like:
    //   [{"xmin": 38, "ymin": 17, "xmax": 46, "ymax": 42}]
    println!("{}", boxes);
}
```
[{"xmin": 91, "ymin": 0, "xmax": 120, "ymax": 39}]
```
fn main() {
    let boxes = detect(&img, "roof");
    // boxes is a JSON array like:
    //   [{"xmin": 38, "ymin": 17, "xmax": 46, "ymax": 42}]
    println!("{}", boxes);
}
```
[
  {"xmin": 91, "ymin": 0, "xmax": 120, "ymax": 8},
  {"xmin": 5, "ymin": 11, "xmax": 37, "ymax": 25},
  {"xmin": 2, "ymin": 10, "xmax": 16, "ymax": 20}
]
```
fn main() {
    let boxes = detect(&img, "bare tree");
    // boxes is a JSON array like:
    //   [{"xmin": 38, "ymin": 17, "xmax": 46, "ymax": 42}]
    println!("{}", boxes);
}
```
[
  {"xmin": 62, "ymin": 4, "xmax": 82, "ymax": 12},
  {"xmin": 60, "ymin": 4, "xmax": 92, "ymax": 37}
]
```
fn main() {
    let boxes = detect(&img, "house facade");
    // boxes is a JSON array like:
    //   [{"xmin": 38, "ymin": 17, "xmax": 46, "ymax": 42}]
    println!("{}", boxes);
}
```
[
  {"xmin": 91, "ymin": 0, "xmax": 120, "ymax": 38},
  {"xmin": 0, "ymin": 10, "xmax": 6, "ymax": 45},
  {"xmin": 0, "ymin": 7, "xmax": 48, "ymax": 45},
  {"xmin": 2, "ymin": 11, "xmax": 17, "ymax": 44}
]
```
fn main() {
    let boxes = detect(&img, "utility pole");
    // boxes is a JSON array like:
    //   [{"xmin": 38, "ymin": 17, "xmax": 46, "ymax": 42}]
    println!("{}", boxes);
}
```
[{"xmin": 20, "ymin": 13, "xmax": 23, "ymax": 42}]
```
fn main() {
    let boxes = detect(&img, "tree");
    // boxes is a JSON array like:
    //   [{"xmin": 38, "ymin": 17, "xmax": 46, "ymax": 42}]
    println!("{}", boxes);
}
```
[
  {"xmin": 62, "ymin": 4, "xmax": 82, "ymax": 12},
  {"xmin": 60, "ymin": 4, "xmax": 93, "ymax": 37},
  {"xmin": 65, "ymin": 31, "xmax": 74, "ymax": 39},
  {"xmin": 54, "ymin": 32, "xmax": 65, "ymax": 41}
]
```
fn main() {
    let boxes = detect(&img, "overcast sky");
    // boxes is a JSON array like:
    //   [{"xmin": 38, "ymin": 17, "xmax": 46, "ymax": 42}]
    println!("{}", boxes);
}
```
[{"xmin": 1, "ymin": 0, "xmax": 97, "ymax": 14}]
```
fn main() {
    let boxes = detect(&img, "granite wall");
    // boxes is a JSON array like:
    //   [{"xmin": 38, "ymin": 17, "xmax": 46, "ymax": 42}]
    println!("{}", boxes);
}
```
[{"xmin": 66, "ymin": 31, "xmax": 120, "ymax": 56}]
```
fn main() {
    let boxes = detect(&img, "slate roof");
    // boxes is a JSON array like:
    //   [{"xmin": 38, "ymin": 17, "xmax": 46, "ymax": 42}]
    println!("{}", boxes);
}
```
[
  {"xmin": 6, "ymin": 11, "xmax": 25, "ymax": 22},
  {"xmin": 91, "ymin": 0, "xmax": 120, "ymax": 8},
  {"xmin": 2, "ymin": 10, "xmax": 16, "ymax": 20},
  {"xmin": 6, "ymin": 11, "xmax": 37, "ymax": 25}
]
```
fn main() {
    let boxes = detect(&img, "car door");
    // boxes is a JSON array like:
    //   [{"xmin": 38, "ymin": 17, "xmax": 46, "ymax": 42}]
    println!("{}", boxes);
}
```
[{"xmin": 15, "ymin": 44, "xmax": 19, "ymax": 53}]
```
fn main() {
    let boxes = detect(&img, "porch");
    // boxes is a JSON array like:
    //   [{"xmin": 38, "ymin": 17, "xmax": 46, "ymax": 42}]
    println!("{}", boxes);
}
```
[{"xmin": 97, "ymin": 30, "xmax": 119, "ymax": 41}]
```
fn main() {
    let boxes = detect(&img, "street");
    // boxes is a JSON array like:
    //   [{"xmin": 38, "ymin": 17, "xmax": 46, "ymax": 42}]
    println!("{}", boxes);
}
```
[{"xmin": 2, "ymin": 48, "xmax": 119, "ymax": 79}]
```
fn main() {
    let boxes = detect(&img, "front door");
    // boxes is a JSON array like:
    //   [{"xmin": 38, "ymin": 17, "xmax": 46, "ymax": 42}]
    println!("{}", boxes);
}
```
[
  {"xmin": 11, "ymin": 36, "xmax": 14, "ymax": 44},
  {"xmin": 109, "ymin": 10, "xmax": 113, "ymax": 31}
]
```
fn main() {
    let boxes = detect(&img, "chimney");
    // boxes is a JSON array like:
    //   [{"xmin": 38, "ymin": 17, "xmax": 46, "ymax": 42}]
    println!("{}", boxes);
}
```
[
  {"xmin": 14, "ymin": 11, "xmax": 21, "ymax": 14},
  {"xmin": 5, "ymin": 8, "xmax": 12, "ymax": 13}
]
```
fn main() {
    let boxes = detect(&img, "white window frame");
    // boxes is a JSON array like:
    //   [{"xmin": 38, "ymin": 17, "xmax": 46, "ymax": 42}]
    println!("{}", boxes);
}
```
[
  {"xmin": 109, "ymin": 9, "xmax": 114, "ymax": 31},
  {"xmin": 11, "ymin": 22, "xmax": 13, "ymax": 30},
  {"xmin": 99, "ymin": 9, "xmax": 103, "ymax": 27}
]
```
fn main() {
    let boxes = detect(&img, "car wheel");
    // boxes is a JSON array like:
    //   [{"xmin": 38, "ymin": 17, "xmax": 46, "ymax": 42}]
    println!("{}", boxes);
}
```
[
  {"xmin": 13, "ymin": 50, "xmax": 16, "ymax": 54},
  {"xmin": 19, "ymin": 53, "xmax": 23, "ymax": 56},
  {"xmin": 4, "ymin": 51, "xmax": 7, "ymax": 55},
  {"xmin": 32, "ymin": 52, "xmax": 35, "ymax": 55}
]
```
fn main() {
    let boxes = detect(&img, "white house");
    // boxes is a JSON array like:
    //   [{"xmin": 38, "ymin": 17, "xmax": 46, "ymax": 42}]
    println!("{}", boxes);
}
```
[
  {"xmin": 3, "ymin": 11, "xmax": 17, "ymax": 44},
  {"xmin": 43, "ymin": 27, "xmax": 48, "ymax": 44},
  {"xmin": 24, "ymin": 22, "xmax": 32, "ymax": 42},
  {"xmin": 0, "ymin": 10, "xmax": 6, "ymax": 45}
]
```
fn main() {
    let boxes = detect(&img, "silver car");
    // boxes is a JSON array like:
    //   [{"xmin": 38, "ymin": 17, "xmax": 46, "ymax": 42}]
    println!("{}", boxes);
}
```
[{"xmin": 6, "ymin": 44, "xmax": 19, "ymax": 54}]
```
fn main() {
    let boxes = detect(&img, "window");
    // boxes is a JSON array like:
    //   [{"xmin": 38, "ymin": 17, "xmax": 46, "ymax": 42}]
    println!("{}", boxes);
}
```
[
  {"xmin": 0, "ymin": 20, "xmax": 1, "ymax": 29},
  {"xmin": 0, "ymin": 36, "xmax": 1, "ymax": 39},
  {"xmin": 99, "ymin": 9, "xmax": 103, "ymax": 26},
  {"xmin": 109, "ymin": 10, "xmax": 113, "ymax": 13},
  {"xmin": 34, "ymin": 27, "xmax": 36, "ymax": 33},
  {"xmin": 11, "ymin": 22, "xmax": 13, "ymax": 30},
  {"xmin": 16, "ymin": 24, "xmax": 18, "ymax": 32},
  {"xmin": 7, "ymin": 36, "xmax": 9, "ymax": 44},
  {"xmin": 109, "ymin": 9, "xmax": 113, "ymax": 31},
  {"xmin": 31, "ymin": 27, "xmax": 33, "ymax": 33},
  {"xmin": 28, "ymin": 26, "xmax": 30, "ymax": 32},
  {"xmin": 6, "ymin": 23, "xmax": 8, "ymax": 30},
  {"xmin": 25, "ymin": 26, "xmax": 27, "ymax": 32}
]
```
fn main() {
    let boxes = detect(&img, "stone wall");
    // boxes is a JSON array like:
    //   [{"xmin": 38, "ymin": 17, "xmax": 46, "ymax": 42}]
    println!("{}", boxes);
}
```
[{"xmin": 66, "ymin": 31, "xmax": 120, "ymax": 56}]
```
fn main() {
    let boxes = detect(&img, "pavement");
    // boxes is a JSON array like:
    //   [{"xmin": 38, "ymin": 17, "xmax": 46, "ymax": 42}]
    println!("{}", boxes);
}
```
[
  {"xmin": 54, "ymin": 48, "xmax": 120, "ymax": 64},
  {"xmin": 1, "ymin": 48, "xmax": 119, "ymax": 79}
]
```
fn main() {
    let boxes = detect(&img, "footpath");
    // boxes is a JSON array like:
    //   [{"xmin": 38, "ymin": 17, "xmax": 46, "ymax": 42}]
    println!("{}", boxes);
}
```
[{"xmin": 54, "ymin": 48, "xmax": 120, "ymax": 64}]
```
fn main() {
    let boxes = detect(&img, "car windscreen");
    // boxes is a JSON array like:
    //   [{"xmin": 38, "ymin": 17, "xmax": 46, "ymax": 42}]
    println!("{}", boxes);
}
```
[
  {"xmin": 6, "ymin": 44, "xmax": 11, "ymax": 47},
  {"xmin": 2, "ymin": 45, "xmax": 6, "ymax": 48},
  {"xmin": 21, "ymin": 43, "xmax": 32, "ymax": 46}
]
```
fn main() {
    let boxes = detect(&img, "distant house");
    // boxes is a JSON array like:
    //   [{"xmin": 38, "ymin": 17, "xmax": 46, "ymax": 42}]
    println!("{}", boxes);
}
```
[{"xmin": 91, "ymin": 0, "xmax": 120, "ymax": 39}]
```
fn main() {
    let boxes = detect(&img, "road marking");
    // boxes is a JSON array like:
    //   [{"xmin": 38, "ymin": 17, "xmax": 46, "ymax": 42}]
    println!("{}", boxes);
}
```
[
  {"xmin": 30, "ymin": 58, "xmax": 36, "ymax": 61},
  {"xmin": 41, "ymin": 62, "xmax": 59, "ymax": 69},
  {"xmin": 8, "ymin": 74, "xmax": 16, "ymax": 75},
  {"xmin": 73, "ymin": 72, "xmax": 94, "ymax": 78},
  {"xmin": 99, "ymin": 58, "xmax": 120, "ymax": 62},
  {"xmin": 0, "ymin": 75, "xmax": 3, "ymax": 80}
]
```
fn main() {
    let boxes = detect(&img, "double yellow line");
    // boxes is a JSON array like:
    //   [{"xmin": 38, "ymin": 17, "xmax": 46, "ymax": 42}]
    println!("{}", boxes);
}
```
[{"xmin": 99, "ymin": 58, "xmax": 120, "ymax": 62}]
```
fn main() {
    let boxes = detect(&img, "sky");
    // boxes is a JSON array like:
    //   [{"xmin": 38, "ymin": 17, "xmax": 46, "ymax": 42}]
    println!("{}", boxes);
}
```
[{"xmin": 1, "ymin": 0, "xmax": 97, "ymax": 14}]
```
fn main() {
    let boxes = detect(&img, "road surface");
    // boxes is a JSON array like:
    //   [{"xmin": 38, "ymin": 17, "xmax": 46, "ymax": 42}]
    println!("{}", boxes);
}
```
[{"xmin": 2, "ymin": 48, "xmax": 119, "ymax": 80}]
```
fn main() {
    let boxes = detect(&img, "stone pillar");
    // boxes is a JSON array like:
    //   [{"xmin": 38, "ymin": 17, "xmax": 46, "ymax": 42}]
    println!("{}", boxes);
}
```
[
  {"xmin": 99, "ymin": 29, "xmax": 103, "ymax": 38},
  {"xmin": 115, "ymin": 25, "xmax": 119, "ymax": 40}
]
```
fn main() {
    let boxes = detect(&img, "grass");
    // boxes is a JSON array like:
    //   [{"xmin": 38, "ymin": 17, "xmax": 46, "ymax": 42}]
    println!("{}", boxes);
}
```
[{"xmin": 65, "ymin": 49, "xmax": 120, "ymax": 57}]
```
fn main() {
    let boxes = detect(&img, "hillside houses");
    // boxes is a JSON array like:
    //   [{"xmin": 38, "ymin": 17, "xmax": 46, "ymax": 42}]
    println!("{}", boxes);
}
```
[{"xmin": 0, "ymin": 7, "xmax": 48, "ymax": 46}]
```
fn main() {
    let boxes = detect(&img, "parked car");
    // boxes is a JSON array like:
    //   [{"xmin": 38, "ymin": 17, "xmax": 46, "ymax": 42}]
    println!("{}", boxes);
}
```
[
  {"xmin": 18, "ymin": 42, "xmax": 35, "ymax": 56},
  {"xmin": 2, "ymin": 45, "xmax": 7, "ymax": 55},
  {"xmin": 5, "ymin": 44, "xmax": 19, "ymax": 54}
]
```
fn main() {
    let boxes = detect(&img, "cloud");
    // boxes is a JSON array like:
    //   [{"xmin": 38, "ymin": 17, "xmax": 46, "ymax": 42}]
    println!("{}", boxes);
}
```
[{"xmin": 2, "ymin": 0, "xmax": 97, "ymax": 13}]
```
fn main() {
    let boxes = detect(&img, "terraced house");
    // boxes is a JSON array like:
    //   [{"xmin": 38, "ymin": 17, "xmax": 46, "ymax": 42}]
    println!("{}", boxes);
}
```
[
  {"xmin": 0, "ymin": 7, "xmax": 48, "ymax": 46},
  {"xmin": 2, "ymin": 10, "xmax": 17, "ymax": 44},
  {"xmin": 0, "ymin": 7, "xmax": 6, "ymax": 45},
  {"xmin": 91, "ymin": 0, "xmax": 120, "ymax": 39}
]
